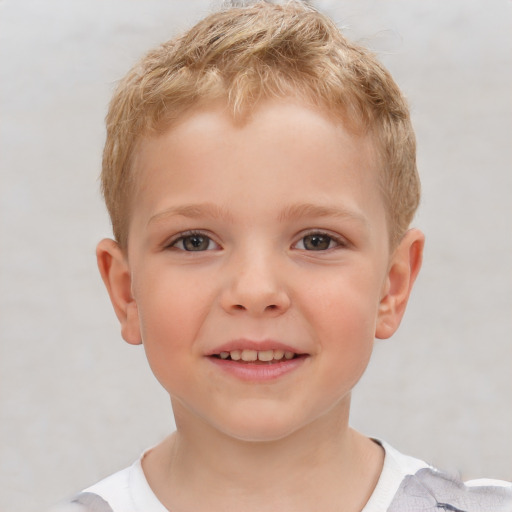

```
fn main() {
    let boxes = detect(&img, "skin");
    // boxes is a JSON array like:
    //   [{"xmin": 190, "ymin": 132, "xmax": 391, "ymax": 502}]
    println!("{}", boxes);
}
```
[{"xmin": 97, "ymin": 99, "xmax": 424, "ymax": 512}]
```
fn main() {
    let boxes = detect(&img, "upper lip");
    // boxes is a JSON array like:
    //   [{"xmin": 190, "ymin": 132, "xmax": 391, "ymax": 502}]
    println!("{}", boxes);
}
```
[{"xmin": 206, "ymin": 339, "xmax": 305, "ymax": 356}]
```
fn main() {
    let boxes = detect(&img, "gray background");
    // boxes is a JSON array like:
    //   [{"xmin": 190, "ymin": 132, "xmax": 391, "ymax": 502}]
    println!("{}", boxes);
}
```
[{"xmin": 1, "ymin": 1, "xmax": 510, "ymax": 510}]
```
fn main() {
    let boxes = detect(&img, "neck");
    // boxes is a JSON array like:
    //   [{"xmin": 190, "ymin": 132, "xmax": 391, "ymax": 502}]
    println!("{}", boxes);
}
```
[{"xmin": 143, "ymin": 398, "xmax": 384, "ymax": 512}]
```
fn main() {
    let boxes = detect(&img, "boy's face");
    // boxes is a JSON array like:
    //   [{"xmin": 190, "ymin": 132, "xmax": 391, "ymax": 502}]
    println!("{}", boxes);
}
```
[{"xmin": 98, "ymin": 99, "xmax": 422, "ymax": 442}]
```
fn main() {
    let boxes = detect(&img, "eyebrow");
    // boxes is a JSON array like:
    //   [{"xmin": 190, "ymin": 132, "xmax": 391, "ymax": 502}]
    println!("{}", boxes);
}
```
[
  {"xmin": 277, "ymin": 203, "xmax": 368, "ymax": 225},
  {"xmin": 148, "ymin": 201, "xmax": 367, "ymax": 227},
  {"xmin": 148, "ymin": 202, "xmax": 235, "ymax": 225}
]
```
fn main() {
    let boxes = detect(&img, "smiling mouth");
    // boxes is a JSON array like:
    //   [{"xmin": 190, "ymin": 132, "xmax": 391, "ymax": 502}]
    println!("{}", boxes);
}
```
[{"xmin": 211, "ymin": 349, "xmax": 303, "ymax": 364}]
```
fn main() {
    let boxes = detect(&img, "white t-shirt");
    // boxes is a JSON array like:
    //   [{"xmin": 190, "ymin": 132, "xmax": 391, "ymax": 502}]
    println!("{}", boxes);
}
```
[{"xmin": 54, "ymin": 441, "xmax": 512, "ymax": 512}]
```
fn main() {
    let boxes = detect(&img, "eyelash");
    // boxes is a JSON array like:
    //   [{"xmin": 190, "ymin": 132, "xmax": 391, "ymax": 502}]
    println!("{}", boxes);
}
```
[
  {"xmin": 166, "ymin": 230, "xmax": 346, "ymax": 252},
  {"xmin": 293, "ymin": 231, "xmax": 347, "ymax": 251},
  {"xmin": 166, "ymin": 230, "xmax": 219, "ymax": 252}
]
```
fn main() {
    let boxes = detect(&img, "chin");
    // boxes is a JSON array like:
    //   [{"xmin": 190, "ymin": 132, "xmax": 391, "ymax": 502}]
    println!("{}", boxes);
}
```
[{"xmin": 212, "ymin": 409, "xmax": 312, "ymax": 444}]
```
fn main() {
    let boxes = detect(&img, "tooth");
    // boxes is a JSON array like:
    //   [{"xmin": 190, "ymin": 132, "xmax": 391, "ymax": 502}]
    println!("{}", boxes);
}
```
[
  {"xmin": 241, "ymin": 349, "xmax": 258, "ymax": 362},
  {"xmin": 258, "ymin": 350, "xmax": 274, "ymax": 362},
  {"xmin": 284, "ymin": 351, "xmax": 295, "ymax": 360},
  {"xmin": 219, "ymin": 352, "xmax": 229, "ymax": 359},
  {"xmin": 273, "ymin": 350, "xmax": 284, "ymax": 360},
  {"xmin": 230, "ymin": 350, "xmax": 241, "ymax": 361}
]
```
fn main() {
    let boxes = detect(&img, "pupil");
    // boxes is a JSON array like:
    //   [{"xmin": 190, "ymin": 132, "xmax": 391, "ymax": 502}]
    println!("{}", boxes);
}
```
[{"xmin": 305, "ymin": 234, "xmax": 330, "ymax": 250}]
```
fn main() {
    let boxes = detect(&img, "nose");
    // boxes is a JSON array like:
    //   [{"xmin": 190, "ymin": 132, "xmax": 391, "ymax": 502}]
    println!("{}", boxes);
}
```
[{"xmin": 220, "ymin": 248, "xmax": 291, "ymax": 317}]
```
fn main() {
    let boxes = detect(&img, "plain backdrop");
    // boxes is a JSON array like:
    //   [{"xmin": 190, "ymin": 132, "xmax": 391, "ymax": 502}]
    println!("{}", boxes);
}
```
[{"xmin": 1, "ymin": 1, "xmax": 511, "ymax": 510}]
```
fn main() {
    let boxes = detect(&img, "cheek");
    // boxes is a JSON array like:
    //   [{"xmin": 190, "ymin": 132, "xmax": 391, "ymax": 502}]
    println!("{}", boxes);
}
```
[
  {"xmin": 300, "ymin": 269, "xmax": 382, "ymax": 334},
  {"xmin": 135, "ymin": 265, "xmax": 208, "ymax": 338},
  {"xmin": 133, "ymin": 271, "xmax": 209, "ymax": 388},
  {"xmin": 298, "ymin": 269, "xmax": 381, "ymax": 382}
]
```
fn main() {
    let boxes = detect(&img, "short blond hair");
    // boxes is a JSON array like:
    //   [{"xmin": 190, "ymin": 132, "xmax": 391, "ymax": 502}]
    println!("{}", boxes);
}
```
[{"xmin": 102, "ymin": 1, "xmax": 420, "ymax": 248}]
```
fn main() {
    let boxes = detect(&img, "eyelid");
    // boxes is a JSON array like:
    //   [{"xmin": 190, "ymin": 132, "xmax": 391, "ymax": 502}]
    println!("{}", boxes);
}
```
[
  {"xmin": 292, "ymin": 229, "xmax": 349, "ymax": 250},
  {"xmin": 165, "ymin": 230, "xmax": 221, "ymax": 251}
]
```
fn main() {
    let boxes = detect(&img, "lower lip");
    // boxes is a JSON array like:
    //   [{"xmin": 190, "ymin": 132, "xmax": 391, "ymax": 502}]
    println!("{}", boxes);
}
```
[{"xmin": 207, "ymin": 356, "xmax": 307, "ymax": 382}]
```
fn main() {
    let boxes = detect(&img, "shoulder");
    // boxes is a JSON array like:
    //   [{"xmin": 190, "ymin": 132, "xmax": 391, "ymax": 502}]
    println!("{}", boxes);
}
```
[
  {"xmin": 49, "ymin": 465, "xmax": 132, "ymax": 512},
  {"xmin": 369, "ymin": 440, "xmax": 512, "ymax": 512},
  {"xmin": 390, "ymin": 467, "xmax": 512, "ymax": 512},
  {"xmin": 50, "ymin": 455, "xmax": 166, "ymax": 512}
]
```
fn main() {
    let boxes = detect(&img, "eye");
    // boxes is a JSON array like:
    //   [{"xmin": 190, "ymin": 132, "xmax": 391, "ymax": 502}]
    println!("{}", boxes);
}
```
[
  {"xmin": 171, "ymin": 232, "xmax": 218, "ymax": 251},
  {"xmin": 295, "ymin": 233, "xmax": 340, "ymax": 251}
]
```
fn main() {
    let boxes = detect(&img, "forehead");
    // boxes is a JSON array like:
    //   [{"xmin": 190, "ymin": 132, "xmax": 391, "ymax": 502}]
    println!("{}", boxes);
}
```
[
  {"xmin": 135, "ymin": 100, "xmax": 378, "ymax": 179},
  {"xmin": 129, "ymin": 99, "xmax": 386, "ymax": 235}
]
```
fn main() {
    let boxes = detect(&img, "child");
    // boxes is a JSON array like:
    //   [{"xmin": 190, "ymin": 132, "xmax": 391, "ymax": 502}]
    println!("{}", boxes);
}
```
[{"xmin": 57, "ymin": 2, "xmax": 512, "ymax": 511}]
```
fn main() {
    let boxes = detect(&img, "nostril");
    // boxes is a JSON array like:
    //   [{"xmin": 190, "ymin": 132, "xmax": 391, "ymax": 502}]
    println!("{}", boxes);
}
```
[
  {"xmin": 234, "ymin": 304, "xmax": 245, "ymax": 310},
  {"xmin": 266, "ymin": 304, "xmax": 277, "ymax": 311}
]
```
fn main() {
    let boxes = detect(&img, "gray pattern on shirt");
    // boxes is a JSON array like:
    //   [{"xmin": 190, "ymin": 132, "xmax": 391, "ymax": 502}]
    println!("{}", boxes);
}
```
[
  {"xmin": 71, "ymin": 492, "xmax": 114, "ymax": 512},
  {"xmin": 388, "ymin": 468, "xmax": 512, "ymax": 512}
]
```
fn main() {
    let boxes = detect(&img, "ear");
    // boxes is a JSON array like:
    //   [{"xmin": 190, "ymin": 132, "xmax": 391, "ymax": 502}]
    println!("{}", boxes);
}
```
[
  {"xmin": 96, "ymin": 238, "xmax": 142, "ymax": 345},
  {"xmin": 375, "ymin": 229, "xmax": 424, "ymax": 339}
]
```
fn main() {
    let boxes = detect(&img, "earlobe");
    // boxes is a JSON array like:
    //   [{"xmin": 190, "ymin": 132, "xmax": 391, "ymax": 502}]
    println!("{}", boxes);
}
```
[
  {"xmin": 375, "ymin": 229, "xmax": 424, "ymax": 340},
  {"xmin": 96, "ymin": 238, "xmax": 142, "ymax": 345}
]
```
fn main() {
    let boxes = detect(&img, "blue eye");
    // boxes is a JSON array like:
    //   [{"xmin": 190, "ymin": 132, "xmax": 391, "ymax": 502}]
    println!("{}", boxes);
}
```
[
  {"xmin": 172, "ymin": 233, "xmax": 217, "ymax": 251},
  {"xmin": 296, "ymin": 233, "xmax": 339, "ymax": 250}
]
